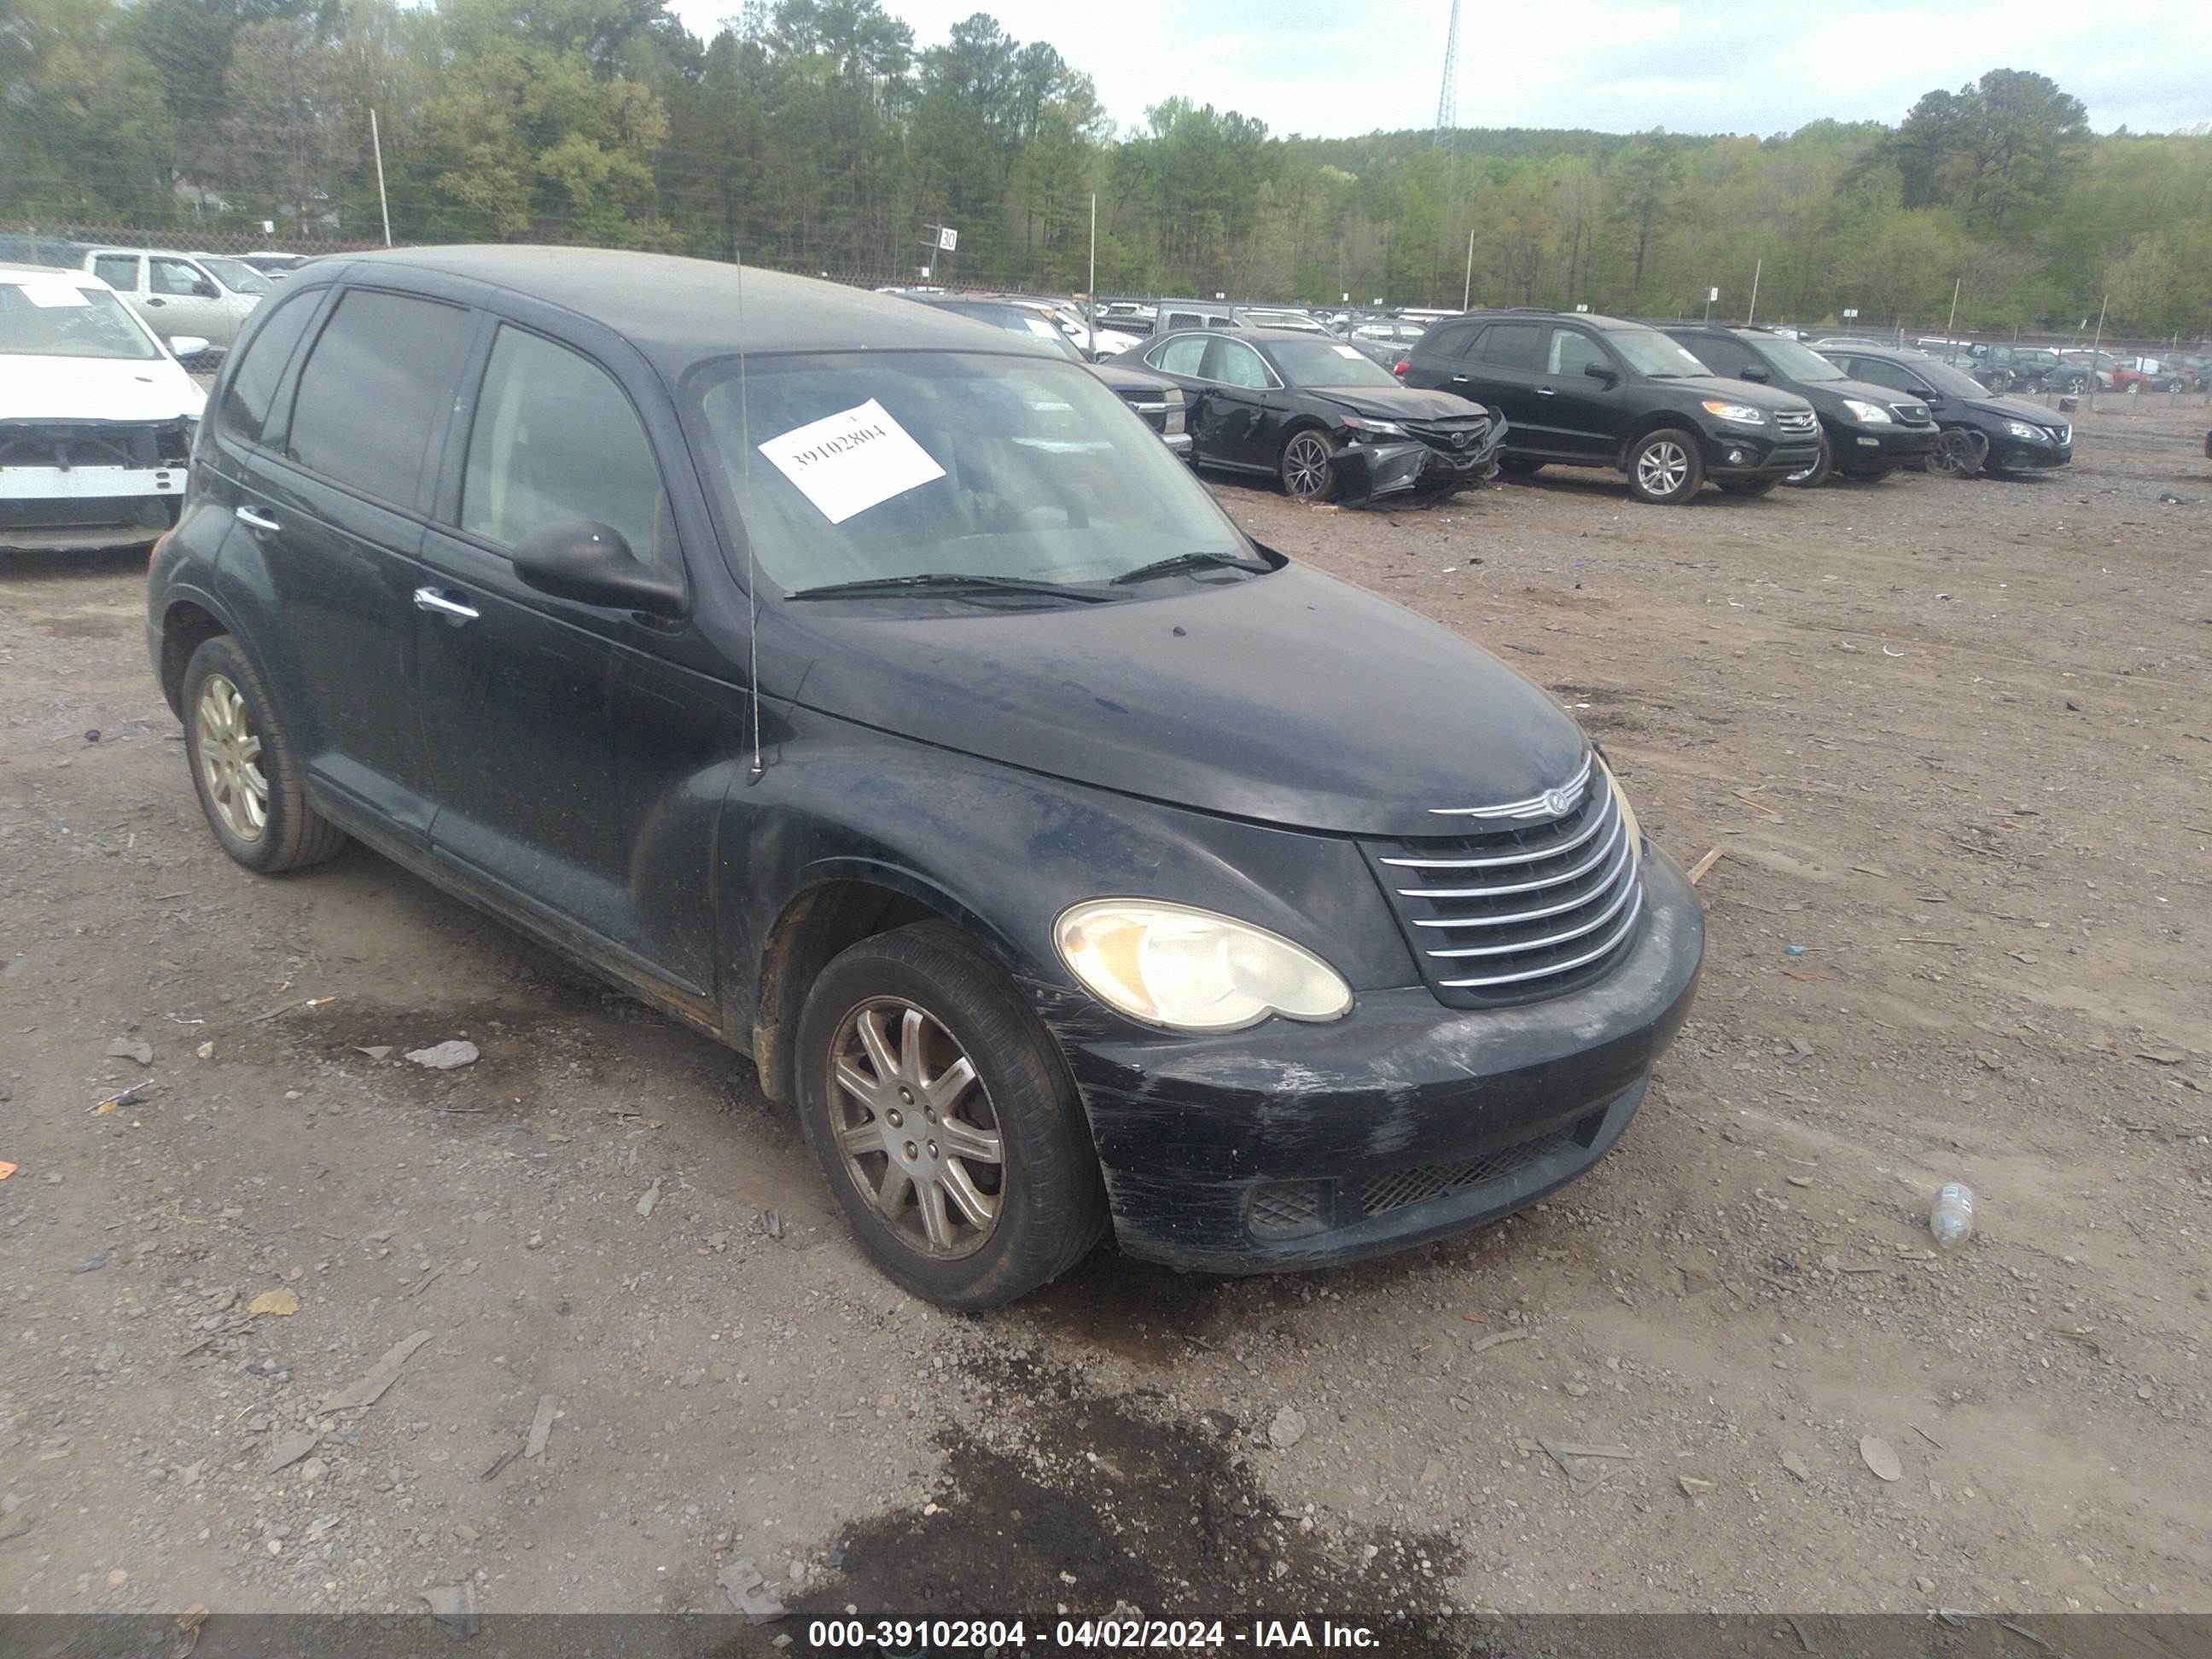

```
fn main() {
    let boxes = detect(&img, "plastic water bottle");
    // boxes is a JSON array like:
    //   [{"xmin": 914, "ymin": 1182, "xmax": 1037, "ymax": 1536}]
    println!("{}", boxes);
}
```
[{"xmin": 1930, "ymin": 1182, "xmax": 1976, "ymax": 1248}]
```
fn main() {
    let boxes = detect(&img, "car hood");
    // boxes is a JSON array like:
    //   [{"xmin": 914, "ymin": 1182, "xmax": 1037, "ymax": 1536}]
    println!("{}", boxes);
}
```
[
  {"xmin": 0, "ymin": 354, "xmax": 204, "ymax": 423},
  {"xmin": 1679, "ymin": 375, "xmax": 1813, "ymax": 416},
  {"xmin": 1966, "ymin": 393, "xmax": 2067, "ymax": 425},
  {"xmin": 1306, "ymin": 384, "xmax": 1490, "ymax": 423},
  {"xmin": 776, "ymin": 562, "xmax": 1588, "ymax": 838},
  {"xmin": 1808, "ymin": 375, "xmax": 1919, "ymax": 410}
]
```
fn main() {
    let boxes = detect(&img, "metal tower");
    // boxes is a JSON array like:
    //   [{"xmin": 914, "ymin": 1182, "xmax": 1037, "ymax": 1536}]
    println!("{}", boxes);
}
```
[{"xmin": 1435, "ymin": 0, "xmax": 1460, "ymax": 150}]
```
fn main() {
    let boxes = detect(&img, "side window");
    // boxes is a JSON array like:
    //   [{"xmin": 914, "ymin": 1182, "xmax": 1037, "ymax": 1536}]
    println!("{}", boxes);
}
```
[
  {"xmin": 1481, "ymin": 323, "xmax": 1543, "ymax": 370},
  {"xmin": 1547, "ymin": 329, "xmax": 1612, "ymax": 376},
  {"xmin": 1162, "ymin": 311, "xmax": 1202, "ymax": 331},
  {"xmin": 150, "ymin": 257, "xmax": 209, "ymax": 298},
  {"xmin": 1152, "ymin": 335, "xmax": 1208, "ymax": 375},
  {"xmin": 1423, "ymin": 321, "xmax": 1479, "ymax": 358},
  {"xmin": 1851, "ymin": 358, "xmax": 1915, "ymax": 393},
  {"xmin": 1204, "ymin": 338, "xmax": 1272, "ymax": 388},
  {"xmin": 460, "ymin": 325, "xmax": 662, "ymax": 562},
  {"xmin": 287, "ymin": 288, "xmax": 469, "ymax": 505},
  {"xmin": 91, "ymin": 254, "xmax": 139, "ymax": 292},
  {"xmin": 217, "ymin": 291, "xmax": 320, "ymax": 448}
]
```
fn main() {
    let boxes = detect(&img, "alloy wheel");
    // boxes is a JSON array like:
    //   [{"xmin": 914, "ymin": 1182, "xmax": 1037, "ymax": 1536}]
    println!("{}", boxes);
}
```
[
  {"xmin": 828, "ymin": 998, "xmax": 1004, "ymax": 1259},
  {"xmin": 1283, "ymin": 434, "xmax": 1331, "ymax": 499},
  {"xmin": 1929, "ymin": 428, "xmax": 1982, "ymax": 477},
  {"xmin": 194, "ymin": 672, "xmax": 268, "ymax": 842},
  {"xmin": 1636, "ymin": 439, "xmax": 1689, "ymax": 498}
]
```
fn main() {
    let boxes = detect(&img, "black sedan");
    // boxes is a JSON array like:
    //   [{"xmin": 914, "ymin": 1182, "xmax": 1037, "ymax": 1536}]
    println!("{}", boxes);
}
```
[
  {"xmin": 1816, "ymin": 346, "xmax": 2072, "ymax": 479},
  {"xmin": 899, "ymin": 294, "xmax": 1192, "ymax": 460},
  {"xmin": 1114, "ymin": 328, "xmax": 1505, "ymax": 504}
]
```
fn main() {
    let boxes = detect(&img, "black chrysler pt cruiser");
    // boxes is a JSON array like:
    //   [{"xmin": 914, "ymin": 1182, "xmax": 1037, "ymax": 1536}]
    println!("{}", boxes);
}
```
[{"xmin": 147, "ymin": 248, "xmax": 1703, "ymax": 1308}]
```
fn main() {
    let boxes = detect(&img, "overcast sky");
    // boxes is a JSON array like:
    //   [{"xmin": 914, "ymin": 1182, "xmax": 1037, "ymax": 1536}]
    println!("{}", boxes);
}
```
[{"xmin": 670, "ymin": 0, "xmax": 2211, "ymax": 139}]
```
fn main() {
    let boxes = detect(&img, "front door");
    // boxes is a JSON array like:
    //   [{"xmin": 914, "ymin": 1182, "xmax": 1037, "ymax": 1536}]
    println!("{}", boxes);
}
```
[
  {"xmin": 230, "ymin": 285, "xmax": 469, "ymax": 835},
  {"xmin": 415, "ymin": 321, "xmax": 731, "ymax": 1009},
  {"xmin": 1196, "ymin": 335, "xmax": 1284, "ymax": 471},
  {"xmin": 1537, "ymin": 326, "xmax": 1629, "ymax": 463},
  {"xmin": 143, "ymin": 255, "xmax": 230, "ymax": 348}
]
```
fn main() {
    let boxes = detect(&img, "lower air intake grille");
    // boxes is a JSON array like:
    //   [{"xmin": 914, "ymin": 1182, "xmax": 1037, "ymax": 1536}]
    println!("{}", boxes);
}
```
[{"xmin": 1356, "ymin": 1110, "xmax": 1605, "ymax": 1217}]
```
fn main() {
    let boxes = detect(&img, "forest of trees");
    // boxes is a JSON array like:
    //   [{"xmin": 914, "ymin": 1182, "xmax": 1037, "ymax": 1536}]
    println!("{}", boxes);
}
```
[{"xmin": 4, "ymin": 0, "xmax": 2209, "ymax": 336}]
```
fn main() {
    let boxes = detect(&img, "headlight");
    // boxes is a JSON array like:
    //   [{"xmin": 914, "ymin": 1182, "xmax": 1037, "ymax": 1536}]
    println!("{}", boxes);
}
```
[
  {"xmin": 1842, "ymin": 399, "xmax": 1891, "ymax": 423},
  {"xmin": 1054, "ymin": 900, "xmax": 1353, "ymax": 1032},
  {"xmin": 1342, "ymin": 414, "xmax": 1408, "ymax": 439},
  {"xmin": 1599, "ymin": 758, "xmax": 1644, "ymax": 866},
  {"xmin": 1700, "ymin": 399, "xmax": 1767, "ymax": 425},
  {"xmin": 2005, "ymin": 420, "xmax": 2045, "ymax": 441}
]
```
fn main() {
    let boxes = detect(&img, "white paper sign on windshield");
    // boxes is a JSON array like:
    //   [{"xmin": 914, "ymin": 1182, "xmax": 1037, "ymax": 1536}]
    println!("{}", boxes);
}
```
[
  {"xmin": 1332, "ymin": 345, "xmax": 1363, "ymax": 358},
  {"xmin": 12, "ymin": 278, "xmax": 90, "ymax": 308},
  {"xmin": 756, "ymin": 399, "xmax": 946, "ymax": 526}
]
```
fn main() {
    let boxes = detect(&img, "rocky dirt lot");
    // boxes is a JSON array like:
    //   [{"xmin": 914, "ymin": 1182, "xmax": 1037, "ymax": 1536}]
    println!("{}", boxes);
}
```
[{"xmin": 1, "ymin": 399, "xmax": 2207, "ymax": 1635}]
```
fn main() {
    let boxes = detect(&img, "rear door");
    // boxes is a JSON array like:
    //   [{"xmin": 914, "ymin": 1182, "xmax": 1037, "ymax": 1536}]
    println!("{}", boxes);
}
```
[
  {"xmin": 223, "ymin": 284, "xmax": 473, "ymax": 836},
  {"xmin": 413, "ymin": 316, "xmax": 731, "ymax": 1008},
  {"xmin": 1470, "ymin": 322, "xmax": 1547, "ymax": 446},
  {"xmin": 88, "ymin": 253, "xmax": 145, "ymax": 318}
]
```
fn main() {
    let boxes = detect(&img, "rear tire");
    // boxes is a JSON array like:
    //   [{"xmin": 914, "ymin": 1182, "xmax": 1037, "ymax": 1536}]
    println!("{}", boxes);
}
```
[
  {"xmin": 1626, "ymin": 428, "xmax": 1703, "ymax": 505},
  {"xmin": 1278, "ymin": 428, "xmax": 1339, "ymax": 502},
  {"xmin": 181, "ymin": 636, "xmax": 346, "ymax": 875},
  {"xmin": 1781, "ymin": 433, "xmax": 1832, "ymax": 488},
  {"xmin": 795, "ymin": 923, "xmax": 1108, "ymax": 1309}
]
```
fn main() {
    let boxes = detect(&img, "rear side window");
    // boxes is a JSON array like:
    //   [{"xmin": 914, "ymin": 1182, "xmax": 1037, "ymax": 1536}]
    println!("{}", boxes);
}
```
[
  {"xmin": 460, "ymin": 325, "xmax": 662, "ymax": 561},
  {"xmin": 1480, "ymin": 323, "xmax": 1543, "ymax": 370},
  {"xmin": 1848, "ymin": 358, "xmax": 1920, "ymax": 394},
  {"xmin": 1163, "ymin": 311, "xmax": 1203, "ymax": 331},
  {"xmin": 1423, "ymin": 321, "xmax": 1480, "ymax": 358},
  {"xmin": 91, "ymin": 254, "xmax": 138, "ymax": 291},
  {"xmin": 217, "ymin": 293, "xmax": 319, "ymax": 448},
  {"xmin": 286, "ymin": 289, "xmax": 469, "ymax": 505}
]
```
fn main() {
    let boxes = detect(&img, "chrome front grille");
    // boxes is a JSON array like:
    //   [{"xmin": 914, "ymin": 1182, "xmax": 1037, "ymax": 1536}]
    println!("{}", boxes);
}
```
[
  {"xmin": 1365, "ymin": 760, "xmax": 1645, "ymax": 1009},
  {"xmin": 1775, "ymin": 410, "xmax": 1819, "ymax": 439},
  {"xmin": 1891, "ymin": 401, "xmax": 1932, "ymax": 424},
  {"xmin": 1402, "ymin": 416, "xmax": 1495, "ymax": 460}
]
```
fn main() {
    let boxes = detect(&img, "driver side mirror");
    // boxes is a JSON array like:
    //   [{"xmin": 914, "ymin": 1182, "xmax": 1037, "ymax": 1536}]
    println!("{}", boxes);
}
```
[
  {"xmin": 1738, "ymin": 364, "xmax": 1770, "ymax": 382},
  {"xmin": 1583, "ymin": 362, "xmax": 1619, "ymax": 386},
  {"xmin": 168, "ymin": 335, "xmax": 211, "ymax": 359},
  {"xmin": 513, "ymin": 521, "xmax": 686, "ymax": 619}
]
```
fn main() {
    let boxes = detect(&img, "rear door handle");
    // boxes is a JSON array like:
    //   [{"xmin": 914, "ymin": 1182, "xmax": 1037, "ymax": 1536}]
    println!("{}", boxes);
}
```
[
  {"xmin": 1534, "ymin": 386, "xmax": 1556, "ymax": 397},
  {"xmin": 235, "ymin": 505, "xmax": 280, "ymax": 532},
  {"xmin": 1449, "ymin": 374, "xmax": 1471, "ymax": 383},
  {"xmin": 146, "ymin": 297, "xmax": 166, "ymax": 307},
  {"xmin": 414, "ymin": 587, "xmax": 480, "ymax": 623}
]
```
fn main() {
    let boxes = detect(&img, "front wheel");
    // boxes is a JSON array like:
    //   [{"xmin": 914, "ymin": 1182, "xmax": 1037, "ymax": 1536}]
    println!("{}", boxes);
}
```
[
  {"xmin": 1782, "ymin": 433, "xmax": 1832, "ymax": 488},
  {"xmin": 1279, "ymin": 428, "xmax": 1339, "ymax": 502},
  {"xmin": 1928, "ymin": 427, "xmax": 1988, "ymax": 479},
  {"xmin": 1626, "ymin": 428, "xmax": 1703, "ymax": 504},
  {"xmin": 795, "ymin": 923, "xmax": 1108, "ymax": 1309}
]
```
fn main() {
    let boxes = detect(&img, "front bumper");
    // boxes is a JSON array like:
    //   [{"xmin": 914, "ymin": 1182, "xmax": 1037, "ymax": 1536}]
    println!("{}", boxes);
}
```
[
  {"xmin": 1836, "ymin": 422, "xmax": 1936, "ymax": 462},
  {"xmin": 1700, "ymin": 428, "xmax": 1820, "ymax": 481},
  {"xmin": 2, "ymin": 467, "xmax": 188, "ymax": 551},
  {"xmin": 1987, "ymin": 433, "xmax": 2072, "ymax": 471},
  {"xmin": 1336, "ymin": 424, "xmax": 1505, "ymax": 506},
  {"xmin": 1031, "ymin": 844, "xmax": 1704, "ymax": 1272}
]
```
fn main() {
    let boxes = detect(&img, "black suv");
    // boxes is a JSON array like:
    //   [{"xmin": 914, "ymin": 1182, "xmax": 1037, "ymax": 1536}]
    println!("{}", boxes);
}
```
[
  {"xmin": 1661, "ymin": 323, "xmax": 1940, "ymax": 486},
  {"xmin": 1401, "ymin": 310, "xmax": 1821, "ymax": 504},
  {"xmin": 145, "ymin": 247, "xmax": 1701, "ymax": 1308},
  {"xmin": 1815, "ymin": 345, "xmax": 2073, "ymax": 479}
]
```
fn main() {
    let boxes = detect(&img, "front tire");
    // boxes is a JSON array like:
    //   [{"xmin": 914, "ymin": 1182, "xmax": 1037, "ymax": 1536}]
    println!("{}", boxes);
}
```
[
  {"xmin": 795, "ymin": 923, "xmax": 1108, "ymax": 1309},
  {"xmin": 1626, "ymin": 428, "xmax": 1703, "ymax": 504},
  {"xmin": 1279, "ymin": 428, "xmax": 1339, "ymax": 502},
  {"xmin": 1781, "ymin": 433, "xmax": 1832, "ymax": 488},
  {"xmin": 1928, "ymin": 428, "xmax": 1988, "ymax": 479},
  {"xmin": 181, "ymin": 636, "xmax": 346, "ymax": 874}
]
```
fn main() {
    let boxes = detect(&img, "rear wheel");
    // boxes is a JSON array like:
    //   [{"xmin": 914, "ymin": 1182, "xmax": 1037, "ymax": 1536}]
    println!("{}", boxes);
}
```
[
  {"xmin": 1928, "ymin": 427, "xmax": 1988, "ymax": 480},
  {"xmin": 1278, "ymin": 428, "xmax": 1339, "ymax": 502},
  {"xmin": 1781, "ymin": 433, "xmax": 1832, "ymax": 488},
  {"xmin": 1626, "ymin": 428, "xmax": 1703, "ymax": 505},
  {"xmin": 181, "ymin": 636, "xmax": 346, "ymax": 874},
  {"xmin": 1982, "ymin": 369, "xmax": 2013, "ymax": 396},
  {"xmin": 795, "ymin": 923, "xmax": 1108, "ymax": 1309}
]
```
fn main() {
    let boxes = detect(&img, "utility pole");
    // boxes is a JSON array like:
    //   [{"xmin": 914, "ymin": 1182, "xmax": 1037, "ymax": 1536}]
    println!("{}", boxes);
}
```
[
  {"xmin": 1463, "ymin": 230, "xmax": 1474, "ymax": 311},
  {"xmin": 1086, "ymin": 193, "xmax": 1097, "ymax": 355},
  {"xmin": 370, "ymin": 109, "xmax": 393, "ymax": 247},
  {"xmin": 1944, "ymin": 276, "xmax": 1961, "ymax": 341},
  {"xmin": 1746, "ymin": 257, "xmax": 1761, "ymax": 326}
]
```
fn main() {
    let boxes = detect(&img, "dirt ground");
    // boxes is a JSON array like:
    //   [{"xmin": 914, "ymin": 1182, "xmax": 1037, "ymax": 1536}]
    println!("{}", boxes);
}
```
[{"xmin": 2, "ymin": 398, "xmax": 2208, "ymax": 1634}]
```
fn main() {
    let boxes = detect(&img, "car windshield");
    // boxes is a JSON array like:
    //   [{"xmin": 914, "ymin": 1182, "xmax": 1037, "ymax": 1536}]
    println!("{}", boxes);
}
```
[
  {"xmin": 1266, "ymin": 337, "xmax": 1403, "ymax": 387},
  {"xmin": 193, "ymin": 256, "xmax": 272, "ymax": 294},
  {"xmin": 1612, "ymin": 328, "xmax": 1710, "ymax": 378},
  {"xmin": 1906, "ymin": 356, "xmax": 1989, "ymax": 398},
  {"xmin": 935, "ymin": 304, "xmax": 1085, "ymax": 364},
  {"xmin": 1749, "ymin": 336, "xmax": 1845, "ymax": 381},
  {"xmin": 691, "ymin": 351, "xmax": 1251, "ymax": 593},
  {"xmin": 0, "ymin": 276, "xmax": 160, "ymax": 360}
]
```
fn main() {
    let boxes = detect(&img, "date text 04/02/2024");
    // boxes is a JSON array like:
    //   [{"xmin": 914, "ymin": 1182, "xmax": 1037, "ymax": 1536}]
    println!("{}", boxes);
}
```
[{"xmin": 802, "ymin": 1618, "xmax": 1381, "ymax": 1650}]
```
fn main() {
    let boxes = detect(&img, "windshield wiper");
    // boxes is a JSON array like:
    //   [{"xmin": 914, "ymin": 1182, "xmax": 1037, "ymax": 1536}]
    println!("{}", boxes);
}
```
[
  {"xmin": 1110, "ymin": 550, "xmax": 1271, "ymax": 586},
  {"xmin": 785, "ymin": 572, "xmax": 1121, "ymax": 603}
]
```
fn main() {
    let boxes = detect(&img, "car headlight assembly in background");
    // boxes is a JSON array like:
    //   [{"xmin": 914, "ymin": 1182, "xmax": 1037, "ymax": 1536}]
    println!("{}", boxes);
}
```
[
  {"xmin": 1842, "ymin": 399, "xmax": 1892, "ymax": 423},
  {"xmin": 1701, "ymin": 399, "xmax": 1767, "ymax": 426},
  {"xmin": 1055, "ymin": 900, "xmax": 1353, "ymax": 1032},
  {"xmin": 2005, "ymin": 420, "xmax": 2046, "ymax": 442}
]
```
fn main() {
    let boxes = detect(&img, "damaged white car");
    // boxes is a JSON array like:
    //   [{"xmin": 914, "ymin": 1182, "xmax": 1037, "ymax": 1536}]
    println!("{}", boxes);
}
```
[{"xmin": 2, "ymin": 264, "xmax": 204, "ymax": 553}]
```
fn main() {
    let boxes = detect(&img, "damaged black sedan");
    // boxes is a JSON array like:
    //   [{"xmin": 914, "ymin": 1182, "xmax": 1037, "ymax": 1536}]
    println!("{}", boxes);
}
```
[
  {"xmin": 1118, "ymin": 327, "xmax": 1505, "ymax": 504},
  {"xmin": 149, "ymin": 248, "xmax": 1697, "ymax": 1311}
]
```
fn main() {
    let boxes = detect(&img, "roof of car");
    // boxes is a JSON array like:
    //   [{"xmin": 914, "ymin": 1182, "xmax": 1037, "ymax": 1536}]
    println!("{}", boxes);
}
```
[
  {"xmin": 1464, "ymin": 309, "xmax": 1642, "ymax": 330},
  {"xmin": 0, "ymin": 262, "xmax": 105, "ymax": 288},
  {"xmin": 320, "ymin": 247, "xmax": 1036, "ymax": 371}
]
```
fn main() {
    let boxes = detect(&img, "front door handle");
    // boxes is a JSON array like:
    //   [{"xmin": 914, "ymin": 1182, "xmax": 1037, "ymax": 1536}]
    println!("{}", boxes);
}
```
[
  {"xmin": 1449, "ymin": 374, "xmax": 1471, "ymax": 383},
  {"xmin": 146, "ymin": 297, "xmax": 166, "ymax": 307},
  {"xmin": 413, "ymin": 587, "xmax": 480, "ymax": 623},
  {"xmin": 235, "ymin": 505, "xmax": 280, "ymax": 532},
  {"xmin": 1534, "ymin": 386, "xmax": 1556, "ymax": 397}
]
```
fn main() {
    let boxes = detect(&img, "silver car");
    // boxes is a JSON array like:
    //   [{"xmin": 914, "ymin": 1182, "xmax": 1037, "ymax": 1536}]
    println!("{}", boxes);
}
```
[{"xmin": 78, "ymin": 248, "xmax": 267, "ymax": 355}]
